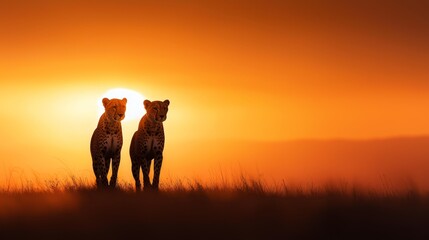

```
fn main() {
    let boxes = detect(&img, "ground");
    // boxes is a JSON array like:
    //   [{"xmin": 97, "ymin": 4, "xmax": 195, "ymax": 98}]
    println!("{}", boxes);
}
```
[{"xmin": 1, "ymin": 183, "xmax": 429, "ymax": 239}]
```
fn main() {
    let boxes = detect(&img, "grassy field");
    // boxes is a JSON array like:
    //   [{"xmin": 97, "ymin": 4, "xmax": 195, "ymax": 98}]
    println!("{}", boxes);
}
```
[{"xmin": 1, "ymin": 177, "xmax": 429, "ymax": 239}]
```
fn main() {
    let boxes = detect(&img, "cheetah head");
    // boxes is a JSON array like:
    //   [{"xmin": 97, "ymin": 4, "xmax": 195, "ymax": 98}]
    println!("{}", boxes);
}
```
[
  {"xmin": 144, "ymin": 99, "xmax": 170, "ymax": 123},
  {"xmin": 103, "ymin": 98, "xmax": 127, "ymax": 122}
]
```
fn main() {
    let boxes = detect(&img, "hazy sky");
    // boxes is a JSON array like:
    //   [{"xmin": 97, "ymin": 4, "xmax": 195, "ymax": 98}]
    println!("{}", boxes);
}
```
[{"xmin": 0, "ymin": 0, "xmax": 428, "ymax": 187}]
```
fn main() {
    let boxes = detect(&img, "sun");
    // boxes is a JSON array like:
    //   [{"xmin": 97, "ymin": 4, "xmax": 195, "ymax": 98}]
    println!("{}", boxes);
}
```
[{"xmin": 98, "ymin": 88, "xmax": 145, "ymax": 121}]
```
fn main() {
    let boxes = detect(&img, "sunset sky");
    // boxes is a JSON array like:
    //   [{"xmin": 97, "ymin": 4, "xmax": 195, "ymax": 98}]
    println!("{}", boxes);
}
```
[{"xmin": 1, "ymin": 0, "xmax": 428, "ymax": 189}]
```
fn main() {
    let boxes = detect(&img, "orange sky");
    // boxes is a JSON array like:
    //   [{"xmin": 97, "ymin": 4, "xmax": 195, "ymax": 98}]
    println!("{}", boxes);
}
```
[{"xmin": 1, "ymin": 0, "xmax": 428, "ymax": 189}]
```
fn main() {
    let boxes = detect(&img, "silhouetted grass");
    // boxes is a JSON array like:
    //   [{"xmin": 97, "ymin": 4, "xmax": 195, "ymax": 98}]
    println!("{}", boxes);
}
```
[{"xmin": 0, "ymin": 176, "xmax": 429, "ymax": 239}]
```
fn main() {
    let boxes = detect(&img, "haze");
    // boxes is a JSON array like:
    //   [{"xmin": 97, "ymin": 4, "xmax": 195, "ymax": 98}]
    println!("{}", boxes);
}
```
[{"xmin": 1, "ymin": 0, "xmax": 428, "ymax": 190}]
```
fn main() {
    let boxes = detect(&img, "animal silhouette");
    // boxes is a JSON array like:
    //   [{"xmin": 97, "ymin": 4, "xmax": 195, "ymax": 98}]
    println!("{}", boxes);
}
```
[
  {"xmin": 130, "ymin": 99, "xmax": 169, "ymax": 191},
  {"xmin": 90, "ymin": 98, "xmax": 127, "ymax": 188}
]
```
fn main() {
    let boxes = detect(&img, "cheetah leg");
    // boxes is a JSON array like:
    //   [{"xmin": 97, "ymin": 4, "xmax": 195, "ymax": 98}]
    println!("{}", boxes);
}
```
[
  {"xmin": 93, "ymin": 157, "xmax": 108, "ymax": 188},
  {"xmin": 101, "ymin": 157, "xmax": 109, "ymax": 187},
  {"xmin": 109, "ymin": 154, "xmax": 120, "ymax": 188},
  {"xmin": 152, "ymin": 155, "xmax": 163, "ymax": 190},
  {"xmin": 131, "ymin": 161, "xmax": 141, "ymax": 191},
  {"xmin": 92, "ymin": 159, "xmax": 103, "ymax": 187},
  {"xmin": 104, "ymin": 157, "xmax": 111, "ymax": 177},
  {"xmin": 142, "ymin": 159, "xmax": 152, "ymax": 190}
]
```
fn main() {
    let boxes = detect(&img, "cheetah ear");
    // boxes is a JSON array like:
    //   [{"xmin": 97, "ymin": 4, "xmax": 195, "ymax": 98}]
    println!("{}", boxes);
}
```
[
  {"xmin": 122, "ymin": 98, "xmax": 127, "ymax": 104},
  {"xmin": 144, "ymin": 100, "xmax": 152, "ymax": 110},
  {"xmin": 102, "ymin": 98, "xmax": 110, "ymax": 108},
  {"xmin": 164, "ymin": 99, "xmax": 170, "ymax": 106}
]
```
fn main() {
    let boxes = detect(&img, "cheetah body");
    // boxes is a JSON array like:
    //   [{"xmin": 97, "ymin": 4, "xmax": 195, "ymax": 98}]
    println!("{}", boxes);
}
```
[
  {"xmin": 130, "ymin": 99, "xmax": 169, "ymax": 190},
  {"xmin": 90, "ymin": 98, "xmax": 127, "ymax": 188}
]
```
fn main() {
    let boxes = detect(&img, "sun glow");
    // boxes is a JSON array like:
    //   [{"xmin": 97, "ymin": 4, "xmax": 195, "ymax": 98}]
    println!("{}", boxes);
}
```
[{"xmin": 98, "ymin": 88, "xmax": 145, "ymax": 121}]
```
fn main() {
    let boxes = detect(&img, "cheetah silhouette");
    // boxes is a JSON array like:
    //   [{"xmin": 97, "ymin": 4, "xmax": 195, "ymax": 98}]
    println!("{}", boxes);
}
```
[
  {"xmin": 90, "ymin": 98, "xmax": 127, "ymax": 188},
  {"xmin": 130, "ymin": 99, "xmax": 169, "ymax": 191}
]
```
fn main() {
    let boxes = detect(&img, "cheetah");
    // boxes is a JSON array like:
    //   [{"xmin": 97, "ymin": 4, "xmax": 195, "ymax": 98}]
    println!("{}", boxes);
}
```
[
  {"xmin": 130, "ymin": 99, "xmax": 169, "ymax": 191},
  {"xmin": 90, "ymin": 98, "xmax": 127, "ymax": 188}
]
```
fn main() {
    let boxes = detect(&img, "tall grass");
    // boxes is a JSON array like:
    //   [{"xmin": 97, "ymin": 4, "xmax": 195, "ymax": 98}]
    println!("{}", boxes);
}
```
[
  {"xmin": 1, "ymin": 174, "xmax": 428, "ymax": 239},
  {"xmin": 0, "ymin": 173, "xmax": 423, "ymax": 201}
]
